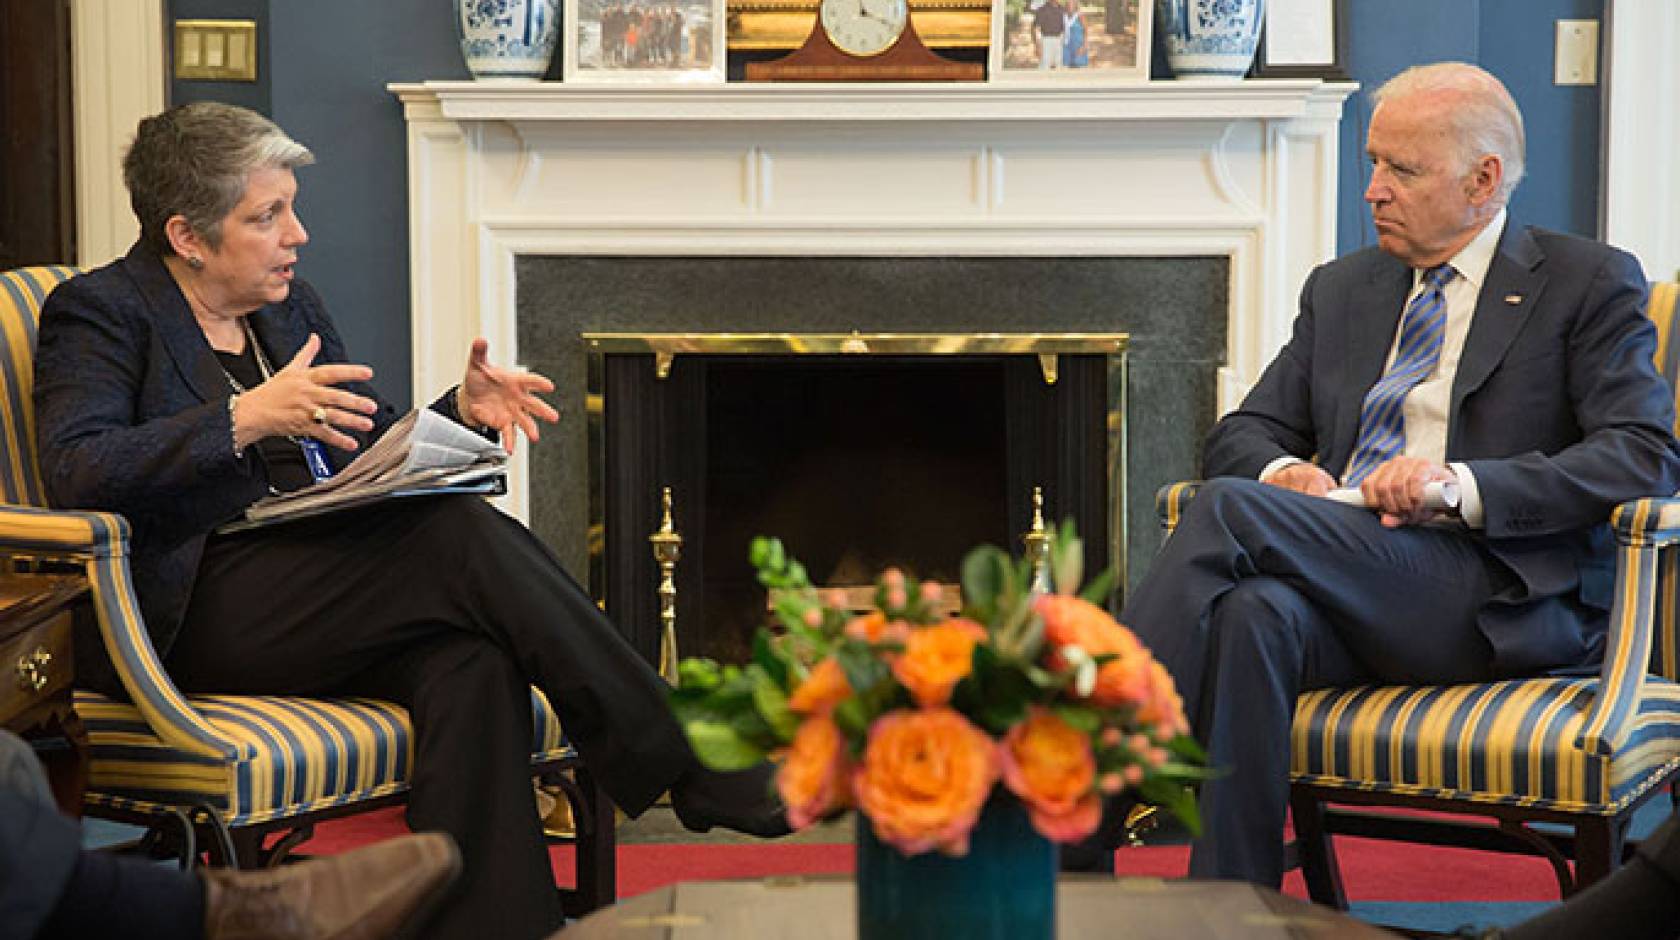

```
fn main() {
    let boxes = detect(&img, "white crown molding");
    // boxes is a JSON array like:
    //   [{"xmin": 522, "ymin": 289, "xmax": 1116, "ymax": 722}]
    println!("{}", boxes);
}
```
[
  {"xmin": 71, "ymin": 0, "xmax": 167, "ymax": 268},
  {"xmin": 392, "ymin": 80, "xmax": 1355, "ymax": 522},
  {"xmin": 1605, "ymin": 0, "xmax": 1680, "ymax": 281}
]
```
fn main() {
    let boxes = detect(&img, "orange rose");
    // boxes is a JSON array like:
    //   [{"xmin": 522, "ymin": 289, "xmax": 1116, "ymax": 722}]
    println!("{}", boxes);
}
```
[
  {"xmin": 788, "ymin": 656, "xmax": 852, "ymax": 716},
  {"xmin": 776, "ymin": 714, "xmax": 852, "ymax": 829},
  {"xmin": 852, "ymin": 708, "xmax": 998, "ymax": 856},
  {"xmin": 845, "ymin": 611, "xmax": 910, "ymax": 645},
  {"xmin": 891, "ymin": 619, "xmax": 987, "ymax": 708},
  {"xmin": 998, "ymin": 708, "xmax": 1101, "ymax": 842},
  {"xmin": 1133, "ymin": 660, "xmax": 1190, "ymax": 737},
  {"xmin": 1036, "ymin": 594, "xmax": 1153, "ymax": 709}
]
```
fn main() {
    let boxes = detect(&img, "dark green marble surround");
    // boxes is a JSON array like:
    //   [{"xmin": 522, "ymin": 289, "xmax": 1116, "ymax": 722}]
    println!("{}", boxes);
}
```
[{"xmin": 515, "ymin": 255, "xmax": 1227, "ymax": 592}]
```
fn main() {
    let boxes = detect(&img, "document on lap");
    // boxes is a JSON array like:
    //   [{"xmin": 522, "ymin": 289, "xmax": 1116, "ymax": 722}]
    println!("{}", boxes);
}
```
[
  {"xmin": 1323, "ymin": 480, "xmax": 1460, "ymax": 513},
  {"xmin": 218, "ymin": 409, "xmax": 508, "ymax": 531}
]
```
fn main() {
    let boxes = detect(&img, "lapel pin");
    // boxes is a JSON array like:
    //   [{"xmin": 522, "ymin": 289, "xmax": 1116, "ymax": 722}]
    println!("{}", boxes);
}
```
[{"xmin": 1503, "ymin": 293, "xmax": 1523, "ymax": 305}]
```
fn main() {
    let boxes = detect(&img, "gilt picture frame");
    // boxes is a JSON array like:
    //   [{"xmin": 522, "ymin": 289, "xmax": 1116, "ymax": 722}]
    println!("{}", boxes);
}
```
[
  {"xmin": 987, "ymin": 0, "xmax": 1150, "ymax": 82},
  {"xmin": 563, "ymin": 0, "xmax": 726, "ymax": 83}
]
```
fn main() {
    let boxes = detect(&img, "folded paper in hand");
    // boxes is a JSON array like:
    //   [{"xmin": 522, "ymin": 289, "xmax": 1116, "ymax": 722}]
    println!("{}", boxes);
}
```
[
  {"xmin": 224, "ymin": 409, "xmax": 507, "ymax": 530},
  {"xmin": 1324, "ymin": 480, "xmax": 1460, "ymax": 513}
]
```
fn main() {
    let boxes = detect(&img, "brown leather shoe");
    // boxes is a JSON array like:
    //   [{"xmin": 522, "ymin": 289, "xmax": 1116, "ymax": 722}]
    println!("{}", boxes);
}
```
[{"xmin": 201, "ymin": 832, "xmax": 461, "ymax": 940}]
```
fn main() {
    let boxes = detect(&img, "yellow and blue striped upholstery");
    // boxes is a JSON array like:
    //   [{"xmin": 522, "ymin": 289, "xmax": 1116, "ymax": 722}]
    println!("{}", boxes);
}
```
[
  {"xmin": 1155, "ymin": 282, "xmax": 1680, "ymax": 825},
  {"xmin": 0, "ymin": 265, "xmax": 77, "ymax": 505},
  {"xmin": 1, "ymin": 267, "xmax": 576, "ymax": 837},
  {"xmin": 76, "ymin": 687, "xmax": 568, "ymax": 824}
]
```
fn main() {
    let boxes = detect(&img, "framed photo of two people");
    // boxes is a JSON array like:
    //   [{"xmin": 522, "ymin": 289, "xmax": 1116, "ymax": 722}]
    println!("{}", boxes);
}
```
[
  {"xmin": 988, "ymin": 0, "xmax": 1150, "ymax": 81},
  {"xmin": 563, "ymin": 0, "xmax": 726, "ymax": 82}
]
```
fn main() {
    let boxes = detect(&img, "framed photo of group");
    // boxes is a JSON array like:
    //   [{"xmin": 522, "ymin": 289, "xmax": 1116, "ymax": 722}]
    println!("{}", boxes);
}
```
[
  {"xmin": 562, "ymin": 0, "xmax": 726, "ymax": 82},
  {"xmin": 987, "ymin": 0, "xmax": 1151, "ymax": 82}
]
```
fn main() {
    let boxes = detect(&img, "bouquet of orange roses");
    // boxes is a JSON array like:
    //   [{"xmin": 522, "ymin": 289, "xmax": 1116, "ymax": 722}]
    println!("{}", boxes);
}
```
[{"xmin": 670, "ymin": 525, "xmax": 1208, "ymax": 857}]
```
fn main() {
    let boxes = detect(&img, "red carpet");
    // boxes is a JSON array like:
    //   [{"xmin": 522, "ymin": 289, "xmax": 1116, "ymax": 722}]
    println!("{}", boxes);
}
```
[{"xmin": 306, "ymin": 807, "xmax": 1564, "ymax": 902}]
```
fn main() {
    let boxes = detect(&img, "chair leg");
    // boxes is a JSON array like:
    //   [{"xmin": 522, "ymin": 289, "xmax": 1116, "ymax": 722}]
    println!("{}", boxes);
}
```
[
  {"xmin": 559, "ymin": 763, "xmax": 617, "ymax": 918},
  {"xmin": 1289, "ymin": 790, "xmax": 1348, "ymax": 910},
  {"xmin": 1572, "ymin": 816, "xmax": 1628, "ymax": 896}
]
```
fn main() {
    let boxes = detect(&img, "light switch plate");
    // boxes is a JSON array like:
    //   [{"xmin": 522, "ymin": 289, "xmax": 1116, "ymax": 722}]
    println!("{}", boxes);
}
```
[
  {"xmin": 174, "ymin": 19, "xmax": 258, "ymax": 82},
  {"xmin": 1554, "ymin": 19, "xmax": 1598, "ymax": 86}
]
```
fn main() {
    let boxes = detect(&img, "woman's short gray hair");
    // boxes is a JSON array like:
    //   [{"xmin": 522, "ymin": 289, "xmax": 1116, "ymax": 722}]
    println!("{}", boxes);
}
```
[
  {"xmin": 123, "ymin": 101, "xmax": 314, "ymax": 256},
  {"xmin": 1374, "ymin": 62, "xmax": 1526, "ymax": 202}
]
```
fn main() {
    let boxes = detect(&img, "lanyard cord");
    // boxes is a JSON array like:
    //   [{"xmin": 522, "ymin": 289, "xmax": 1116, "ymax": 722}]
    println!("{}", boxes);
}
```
[{"xmin": 218, "ymin": 317, "xmax": 276, "ymax": 395}]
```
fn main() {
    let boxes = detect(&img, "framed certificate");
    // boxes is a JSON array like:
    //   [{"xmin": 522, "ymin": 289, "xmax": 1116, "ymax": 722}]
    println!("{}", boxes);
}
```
[{"xmin": 1253, "ymin": 0, "xmax": 1346, "ymax": 79}]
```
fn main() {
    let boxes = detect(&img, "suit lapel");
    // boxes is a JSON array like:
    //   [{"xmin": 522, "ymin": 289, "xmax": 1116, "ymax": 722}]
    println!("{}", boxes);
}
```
[
  {"xmin": 126, "ymin": 244, "xmax": 228, "ymax": 404},
  {"xmin": 1332, "ymin": 257, "xmax": 1414, "ymax": 471},
  {"xmin": 1448, "ymin": 225, "xmax": 1547, "ymax": 447}
]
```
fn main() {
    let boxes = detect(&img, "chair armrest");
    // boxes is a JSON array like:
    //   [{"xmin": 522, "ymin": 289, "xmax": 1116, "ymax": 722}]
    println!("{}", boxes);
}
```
[
  {"xmin": 1155, "ymin": 481, "xmax": 1203, "ymax": 535},
  {"xmin": 1575, "ymin": 497, "xmax": 1680, "ymax": 756},
  {"xmin": 0, "ymin": 505, "xmax": 245, "ymax": 761}
]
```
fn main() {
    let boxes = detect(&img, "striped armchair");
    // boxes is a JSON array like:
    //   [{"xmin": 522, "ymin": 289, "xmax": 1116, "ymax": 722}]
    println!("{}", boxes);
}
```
[
  {"xmin": 0, "ymin": 267, "xmax": 614, "ymax": 914},
  {"xmin": 1153, "ymin": 280, "xmax": 1680, "ymax": 908}
]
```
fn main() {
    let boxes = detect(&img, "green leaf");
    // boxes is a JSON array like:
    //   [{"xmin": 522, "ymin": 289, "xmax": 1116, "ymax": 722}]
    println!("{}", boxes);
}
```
[
  {"xmin": 750, "ymin": 672, "xmax": 800, "ymax": 742},
  {"xmin": 1139, "ymin": 779, "xmax": 1202, "ymax": 836},
  {"xmin": 1078, "ymin": 564, "xmax": 1118, "ymax": 608},
  {"xmin": 684, "ymin": 719, "xmax": 765, "ymax": 772},
  {"xmin": 960, "ymin": 545, "xmax": 1014, "ymax": 622},
  {"xmin": 1050, "ymin": 705, "xmax": 1100, "ymax": 733},
  {"xmin": 752, "ymin": 630, "xmax": 790, "ymax": 689},
  {"xmin": 1050, "ymin": 521, "xmax": 1083, "ymax": 595}
]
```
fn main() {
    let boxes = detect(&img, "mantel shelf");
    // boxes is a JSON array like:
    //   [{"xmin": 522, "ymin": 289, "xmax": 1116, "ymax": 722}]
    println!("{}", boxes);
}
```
[{"xmin": 389, "ymin": 79, "xmax": 1356, "ymax": 124}]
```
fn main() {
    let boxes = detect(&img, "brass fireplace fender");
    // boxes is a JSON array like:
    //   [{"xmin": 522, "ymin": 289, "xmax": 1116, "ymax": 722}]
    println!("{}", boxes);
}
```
[{"xmin": 583, "ymin": 332, "xmax": 1130, "ymax": 627}]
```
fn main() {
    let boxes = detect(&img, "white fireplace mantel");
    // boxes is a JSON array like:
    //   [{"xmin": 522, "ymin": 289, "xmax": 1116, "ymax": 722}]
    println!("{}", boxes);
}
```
[{"xmin": 392, "ymin": 79, "xmax": 1356, "ymax": 519}]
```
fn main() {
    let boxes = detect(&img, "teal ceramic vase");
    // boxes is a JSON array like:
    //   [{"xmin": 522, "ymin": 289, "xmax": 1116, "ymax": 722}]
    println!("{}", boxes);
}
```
[{"xmin": 855, "ymin": 794, "xmax": 1055, "ymax": 940}]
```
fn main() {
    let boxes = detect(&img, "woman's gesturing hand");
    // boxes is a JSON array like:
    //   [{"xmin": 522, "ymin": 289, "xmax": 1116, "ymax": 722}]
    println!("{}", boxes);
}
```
[
  {"xmin": 457, "ymin": 338, "xmax": 559, "ymax": 455},
  {"xmin": 232, "ymin": 333, "xmax": 378, "ymax": 452}
]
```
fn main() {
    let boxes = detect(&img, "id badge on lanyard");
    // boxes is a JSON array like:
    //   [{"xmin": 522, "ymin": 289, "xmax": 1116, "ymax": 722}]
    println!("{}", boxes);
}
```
[{"xmin": 299, "ymin": 439, "xmax": 334, "ymax": 483}]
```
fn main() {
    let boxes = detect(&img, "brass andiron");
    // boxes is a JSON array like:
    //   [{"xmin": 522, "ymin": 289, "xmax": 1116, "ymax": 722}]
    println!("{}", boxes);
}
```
[
  {"xmin": 1022, "ymin": 486, "xmax": 1052, "ymax": 595},
  {"xmin": 649, "ymin": 486, "xmax": 683, "ymax": 686}
]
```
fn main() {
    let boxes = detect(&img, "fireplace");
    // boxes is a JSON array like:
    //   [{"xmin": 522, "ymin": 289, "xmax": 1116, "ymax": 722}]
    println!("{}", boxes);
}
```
[
  {"xmin": 392, "ymin": 80, "xmax": 1354, "ymax": 664},
  {"xmin": 580, "ymin": 333, "xmax": 1122, "ymax": 665}
]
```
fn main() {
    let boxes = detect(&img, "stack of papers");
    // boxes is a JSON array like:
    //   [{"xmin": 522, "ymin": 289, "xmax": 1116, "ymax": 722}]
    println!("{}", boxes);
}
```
[{"xmin": 224, "ymin": 409, "xmax": 507, "ymax": 530}]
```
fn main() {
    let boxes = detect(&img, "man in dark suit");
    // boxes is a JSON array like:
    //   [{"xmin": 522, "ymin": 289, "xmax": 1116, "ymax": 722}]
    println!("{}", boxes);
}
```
[{"xmin": 1120, "ymin": 62, "xmax": 1680, "ymax": 886}]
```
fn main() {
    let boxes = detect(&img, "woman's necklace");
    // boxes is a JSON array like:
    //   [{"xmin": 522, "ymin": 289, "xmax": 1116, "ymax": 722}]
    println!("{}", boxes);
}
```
[{"xmin": 217, "ymin": 318, "xmax": 334, "ymax": 482}]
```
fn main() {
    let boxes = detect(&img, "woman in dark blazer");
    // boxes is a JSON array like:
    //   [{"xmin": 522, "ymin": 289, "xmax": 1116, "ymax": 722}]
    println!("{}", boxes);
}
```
[{"xmin": 32, "ymin": 101, "xmax": 784, "ymax": 940}]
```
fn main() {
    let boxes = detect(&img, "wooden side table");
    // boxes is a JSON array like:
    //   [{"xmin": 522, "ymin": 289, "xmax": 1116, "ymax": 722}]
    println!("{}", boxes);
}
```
[{"xmin": 0, "ymin": 572, "xmax": 90, "ymax": 817}]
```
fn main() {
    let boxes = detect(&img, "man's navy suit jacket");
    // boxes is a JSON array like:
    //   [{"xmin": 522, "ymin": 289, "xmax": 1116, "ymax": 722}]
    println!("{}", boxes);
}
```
[
  {"xmin": 31, "ymin": 244, "xmax": 465, "ymax": 693},
  {"xmin": 1204, "ymin": 224, "xmax": 1680, "ymax": 676}
]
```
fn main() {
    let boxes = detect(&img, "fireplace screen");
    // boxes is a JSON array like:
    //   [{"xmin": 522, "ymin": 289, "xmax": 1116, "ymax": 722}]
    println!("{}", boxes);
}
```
[{"xmin": 585, "ymin": 333, "xmax": 1125, "ymax": 668}]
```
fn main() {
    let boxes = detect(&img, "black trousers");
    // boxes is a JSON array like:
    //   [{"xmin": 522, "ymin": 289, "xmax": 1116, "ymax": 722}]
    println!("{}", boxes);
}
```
[
  {"xmin": 164, "ymin": 496, "xmax": 690, "ymax": 940},
  {"xmin": 1121, "ymin": 478, "xmax": 1516, "ymax": 886}
]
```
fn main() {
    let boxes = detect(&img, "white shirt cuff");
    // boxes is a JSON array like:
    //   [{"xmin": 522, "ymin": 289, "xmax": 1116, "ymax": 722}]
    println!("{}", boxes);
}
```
[
  {"xmin": 1448, "ymin": 462, "xmax": 1484, "ymax": 528},
  {"xmin": 1260, "ymin": 456, "xmax": 1306, "ymax": 483}
]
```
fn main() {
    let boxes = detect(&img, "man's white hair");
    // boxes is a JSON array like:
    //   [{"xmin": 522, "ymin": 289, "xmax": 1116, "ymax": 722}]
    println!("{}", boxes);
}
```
[{"xmin": 1374, "ymin": 62, "xmax": 1526, "ymax": 203}]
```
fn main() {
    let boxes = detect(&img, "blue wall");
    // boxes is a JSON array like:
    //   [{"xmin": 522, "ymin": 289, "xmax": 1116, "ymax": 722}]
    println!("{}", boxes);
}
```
[
  {"xmin": 165, "ymin": 1, "xmax": 1606, "ymax": 405},
  {"xmin": 1338, "ymin": 0, "xmax": 1604, "ymax": 254}
]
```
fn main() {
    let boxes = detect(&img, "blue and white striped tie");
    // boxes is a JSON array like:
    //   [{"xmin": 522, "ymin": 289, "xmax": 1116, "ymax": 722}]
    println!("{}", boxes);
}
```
[{"xmin": 1343, "ymin": 263, "xmax": 1457, "ymax": 486}]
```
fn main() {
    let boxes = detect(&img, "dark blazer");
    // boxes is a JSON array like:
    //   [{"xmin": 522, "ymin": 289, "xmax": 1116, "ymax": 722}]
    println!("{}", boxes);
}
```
[
  {"xmin": 1204, "ymin": 224, "xmax": 1680, "ymax": 675},
  {"xmin": 32, "ymin": 244, "xmax": 466, "ymax": 692}
]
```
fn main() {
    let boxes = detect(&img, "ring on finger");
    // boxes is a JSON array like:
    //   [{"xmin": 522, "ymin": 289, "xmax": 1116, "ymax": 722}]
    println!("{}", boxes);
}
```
[{"xmin": 311, "ymin": 406, "xmax": 328, "ymax": 425}]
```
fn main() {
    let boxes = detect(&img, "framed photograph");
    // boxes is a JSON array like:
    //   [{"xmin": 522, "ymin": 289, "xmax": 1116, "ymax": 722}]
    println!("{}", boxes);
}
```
[
  {"xmin": 988, "ymin": 0, "xmax": 1151, "ymax": 82},
  {"xmin": 1253, "ymin": 0, "xmax": 1346, "ymax": 79},
  {"xmin": 562, "ymin": 0, "xmax": 725, "ymax": 83}
]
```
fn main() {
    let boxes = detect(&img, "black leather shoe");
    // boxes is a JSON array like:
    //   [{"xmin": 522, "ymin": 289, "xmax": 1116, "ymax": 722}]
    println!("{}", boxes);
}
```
[{"xmin": 670, "ymin": 762, "xmax": 793, "ymax": 838}]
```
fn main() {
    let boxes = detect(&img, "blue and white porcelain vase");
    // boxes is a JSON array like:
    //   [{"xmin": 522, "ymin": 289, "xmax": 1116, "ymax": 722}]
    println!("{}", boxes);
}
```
[
  {"xmin": 456, "ymin": 0, "xmax": 560, "ymax": 81},
  {"xmin": 1156, "ymin": 0, "xmax": 1265, "ymax": 81}
]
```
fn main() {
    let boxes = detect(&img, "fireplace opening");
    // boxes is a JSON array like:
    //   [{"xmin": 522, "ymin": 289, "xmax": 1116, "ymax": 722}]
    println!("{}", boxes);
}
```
[
  {"xmin": 701, "ymin": 357, "xmax": 1011, "ymax": 663},
  {"xmin": 587, "ymin": 334, "xmax": 1124, "ymax": 670}
]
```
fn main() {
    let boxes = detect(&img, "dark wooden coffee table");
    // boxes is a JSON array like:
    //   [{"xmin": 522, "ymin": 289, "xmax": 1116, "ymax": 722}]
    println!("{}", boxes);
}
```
[{"xmin": 558, "ymin": 875, "xmax": 1399, "ymax": 938}]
